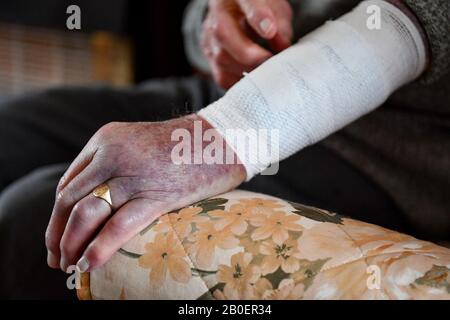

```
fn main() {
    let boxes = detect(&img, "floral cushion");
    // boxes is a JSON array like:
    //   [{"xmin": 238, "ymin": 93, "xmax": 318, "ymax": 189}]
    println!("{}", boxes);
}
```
[{"xmin": 77, "ymin": 190, "xmax": 450, "ymax": 300}]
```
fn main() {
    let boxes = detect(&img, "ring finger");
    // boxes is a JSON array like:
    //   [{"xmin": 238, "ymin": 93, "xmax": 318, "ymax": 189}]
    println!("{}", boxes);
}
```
[{"xmin": 59, "ymin": 178, "xmax": 131, "ymax": 271}]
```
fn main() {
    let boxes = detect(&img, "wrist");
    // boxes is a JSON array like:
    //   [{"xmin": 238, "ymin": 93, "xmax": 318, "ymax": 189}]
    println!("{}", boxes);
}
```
[{"xmin": 168, "ymin": 113, "xmax": 246, "ymax": 185}]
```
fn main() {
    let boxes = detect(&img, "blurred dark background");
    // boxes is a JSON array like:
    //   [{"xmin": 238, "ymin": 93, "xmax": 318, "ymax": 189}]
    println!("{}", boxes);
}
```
[{"xmin": 0, "ymin": 0, "xmax": 193, "ymax": 96}]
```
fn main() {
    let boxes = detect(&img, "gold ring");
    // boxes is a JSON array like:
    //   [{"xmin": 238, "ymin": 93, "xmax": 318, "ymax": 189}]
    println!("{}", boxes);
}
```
[{"xmin": 92, "ymin": 183, "xmax": 113, "ymax": 208}]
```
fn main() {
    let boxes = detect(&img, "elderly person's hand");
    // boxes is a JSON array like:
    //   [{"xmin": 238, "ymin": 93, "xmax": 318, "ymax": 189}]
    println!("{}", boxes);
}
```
[
  {"xmin": 202, "ymin": 0, "xmax": 293, "ymax": 88},
  {"xmin": 45, "ymin": 115, "xmax": 246, "ymax": 272}
]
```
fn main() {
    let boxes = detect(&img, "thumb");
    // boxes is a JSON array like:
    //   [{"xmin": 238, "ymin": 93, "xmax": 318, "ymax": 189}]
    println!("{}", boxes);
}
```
[{"xmin": 237, "ymin": 0, "xmax": 278, "ymax": 39}]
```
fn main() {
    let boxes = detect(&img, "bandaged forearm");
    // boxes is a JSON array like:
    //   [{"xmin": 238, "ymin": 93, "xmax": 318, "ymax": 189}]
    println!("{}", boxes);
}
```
[{"xmin": 198, "ymin": 0, "xmax": 426, "ymax": 180}]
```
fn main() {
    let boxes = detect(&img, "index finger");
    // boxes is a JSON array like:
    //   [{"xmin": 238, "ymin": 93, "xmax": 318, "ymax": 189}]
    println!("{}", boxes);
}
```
[{"xmin": 45, "ymin": 154, "xmax": 109, "ymax": 268}]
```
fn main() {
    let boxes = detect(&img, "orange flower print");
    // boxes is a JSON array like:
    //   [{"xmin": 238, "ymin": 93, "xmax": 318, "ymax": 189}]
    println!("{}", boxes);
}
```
[
  {"xmin": 209, "ymin": 204, "xmax": 254, "ymax": 235},
  {"xmin": 153, "ymin": 207, "xmax": 207, "ymax": 238},
  {"xmin": 138, "ymin": 232, "xmax": 191, "ymax": 288},
  {"xmin": 252, "ymin": 277, "xmax": 273, "ymax": 299},
  {"xmin": 187, "ymin": 222, "xmax": 239, "ymax": 269},
  {"xmin": 250, "ymin": 210, "xmax": 302, "ymax": 244},
  {"xmin": 216, "ymin": 252, "xmax": 261, "ymax": 299},
  {"xmin": 262, "ymin": 279, "xmax": 304, "ymax": 300},
  {"xmin": 239, "ymin": 198, "xmax": 284, "ymax": 215},
  {"xmin": 239, "ymin": 237, "xmax": 262, "ymax": 256},
  {"xmin": 260, "ymin": 239, "xmax": 302, "ymax": 274}
]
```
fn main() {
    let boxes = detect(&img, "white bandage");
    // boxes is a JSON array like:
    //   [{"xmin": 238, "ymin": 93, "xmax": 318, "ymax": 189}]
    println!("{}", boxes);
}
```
[{"xmin": 198, "ymin": 0, "xmax": 426, "ymax": 180}]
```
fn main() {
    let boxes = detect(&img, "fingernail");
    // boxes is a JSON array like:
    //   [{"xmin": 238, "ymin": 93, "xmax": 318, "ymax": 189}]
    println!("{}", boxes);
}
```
[
  {"xmin": 259, "ymin": 19, "xmax": 273, "ymax": 34},
  {"xmin": 47, "ymin": 251, "xmax": 58, "ymax": 268},
  {"xmin": 77, "ymin": 256, "xmax": 89, "ymax": 273}
]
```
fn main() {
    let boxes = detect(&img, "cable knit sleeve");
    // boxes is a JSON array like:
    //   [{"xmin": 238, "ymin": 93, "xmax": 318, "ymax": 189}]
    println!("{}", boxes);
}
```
[
  {"xmin": 182, "ymin": 0, "xmax": 211, "ymax": 74},
  {"xmin": 398, "ymin": 0, "xmax": 449, "ymax": 83}
]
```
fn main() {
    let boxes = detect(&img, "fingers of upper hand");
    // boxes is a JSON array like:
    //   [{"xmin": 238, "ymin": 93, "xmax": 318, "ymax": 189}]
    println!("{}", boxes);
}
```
[
  {"xmin": 202, "ymin": 0, "xmax": 294, "ymax": 87},
  {"xmin": 46, "ymin": 123, "xmax": 123, "ymax": 269},
  {"xmin": 202, "ymin": 7, "xmax": 272, "ymax": 88},
  {"xmin": 58, "ymin": 175, "xmax": 142, "ymax": 271},
  {"xmin": 58, "ymin": 194, "xmax": 111, "ymax": 271}
]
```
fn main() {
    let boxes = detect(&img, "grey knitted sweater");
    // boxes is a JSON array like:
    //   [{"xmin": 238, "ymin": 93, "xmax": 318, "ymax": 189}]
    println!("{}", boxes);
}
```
[{"xmin": 183, "ymin": 0, "xmax": 450, "ymax": 239}]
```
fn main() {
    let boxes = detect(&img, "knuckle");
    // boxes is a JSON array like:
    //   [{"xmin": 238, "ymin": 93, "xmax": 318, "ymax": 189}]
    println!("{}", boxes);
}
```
[
  {"xmin": 59, "ymin": 241, "xmax": 71, "ymax": 258},
  {"xmin": 71, "ymin": 202, "xmax": 92, "ymax": 226},
  {"xmin": 54, "ymin": 189, "xmax": 63, "ymax": 204},
  {"xmin": 54, "ymin": 190, "xmax": 71, "ymax": 212},
  {"xmin": 45, "ymin": 235, "xmax": 59, "ymax": 254},
  {"xmin": 56, "ymin": 176, "xmax": 67, "ymax": 193},
  {"xmin": 213, "ymin": 22, "xmax": 228, "ymax": 42},
  {"xmin": 251, "ymin": 6, "xmax": 272, "ymax": 22},
  {"xmin": 104, "ymin": 121, "xmax": 121, "ymax": 129},
  {"xmin": 85, "ymin": 246, "xmax": 102, "ymax": 266},
  {"xmin": 108, "ymin": 217, "xmax": 129, "ymax": 236},
  {"xmin": 99, "ymin": 122, "xmax": 121, "ymax": 136}
]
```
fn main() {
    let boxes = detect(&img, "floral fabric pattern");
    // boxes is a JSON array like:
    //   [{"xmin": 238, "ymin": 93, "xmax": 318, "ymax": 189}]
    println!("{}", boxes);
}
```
[{"xmin": 80, "ymin": 190, "xmax": 450, "ymax": 300}]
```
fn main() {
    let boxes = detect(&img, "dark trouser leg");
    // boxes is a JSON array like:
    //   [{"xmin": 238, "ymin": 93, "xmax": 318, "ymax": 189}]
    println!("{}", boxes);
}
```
[
  {"xmin": 0, "ymin": 164, "xmax": 69, "ymax": 299},
  {"xmin": 242, "ymin": 144, "xmax": 418, "ymax": 236},
  {"xmin": 0, "ymin": 77, "xmax": 222, "ymax": 192}
]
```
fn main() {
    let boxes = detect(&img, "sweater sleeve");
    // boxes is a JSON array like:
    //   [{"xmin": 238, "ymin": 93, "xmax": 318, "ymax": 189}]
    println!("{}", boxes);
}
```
[
  {"xmin": 182, "ymin": 0, "xmax": 211, "ymax": 74},
  {"xmin": 402, "ymin": 0, "xmax": 449, "ymax": 83}
]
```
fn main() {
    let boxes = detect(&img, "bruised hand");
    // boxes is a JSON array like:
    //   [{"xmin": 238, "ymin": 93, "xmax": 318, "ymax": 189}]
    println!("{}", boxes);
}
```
[{"xmin": 45, "ymin": 115, "xmax": 246, "ymax": 272}]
